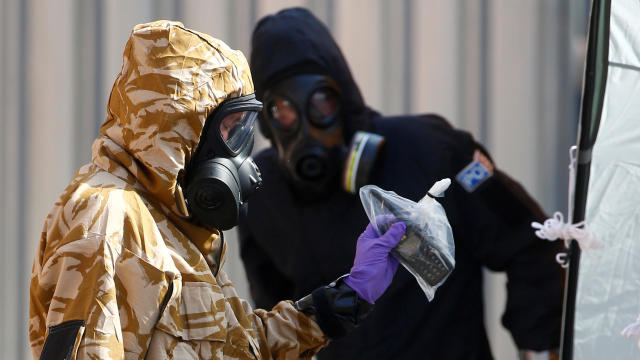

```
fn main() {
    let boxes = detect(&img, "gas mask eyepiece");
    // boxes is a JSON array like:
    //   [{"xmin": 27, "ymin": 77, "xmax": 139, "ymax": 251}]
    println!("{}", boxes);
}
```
[{"xmin": 183, "ymin": 94, "xmax": 263, "ymax": 230}]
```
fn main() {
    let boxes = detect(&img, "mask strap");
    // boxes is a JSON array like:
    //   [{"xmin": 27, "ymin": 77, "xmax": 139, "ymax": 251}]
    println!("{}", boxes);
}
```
[{"xmin": 174, "ymin": 183, "xmax": 191, "ymax": 218}]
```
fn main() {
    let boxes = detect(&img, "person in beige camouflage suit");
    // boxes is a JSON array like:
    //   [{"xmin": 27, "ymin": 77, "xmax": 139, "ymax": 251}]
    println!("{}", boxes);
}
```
[{"xmin": 29, "ymin": 20, "xmax": 406, "ymax": 360}]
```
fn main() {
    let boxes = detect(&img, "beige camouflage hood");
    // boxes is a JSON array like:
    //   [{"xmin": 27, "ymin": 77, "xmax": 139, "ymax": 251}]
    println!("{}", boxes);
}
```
[{"xmin": 94, "ymin": 20, "xmax": 254, "ymax": 215}]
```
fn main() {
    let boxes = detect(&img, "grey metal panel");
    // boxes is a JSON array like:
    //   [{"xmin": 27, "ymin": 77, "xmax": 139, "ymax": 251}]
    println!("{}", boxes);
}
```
[
  {"xmin": 307, "ymin": 0, "xmax": 334, "ymax": 32},
  {"xmin": 181, "ymin": 0, "xmax": 231, "ymax": 42},
  {"xmin": 229, "ymin": 0, "xmax": 259, "ymax": 55},
  {"xmin": 94, "ymin": 0, "xmax": 104, "ymax": 135},
  {"xmin": 535, "ymin": 0, "xmax": 572, "ymax": 214},
  {"xmin": 380, "ymin": 0, "xmax": 406, "ymax": 115},
  {"xmin": 456, "ymin": 0, "xmax": 486, "ymax": 141},
  {"xmin": 153, "ymin": 0, "xmax": 181, "ymax": 20},
  {"xmin": 73, "ymin": 0, "xmax": 101, "ymax": 166},
  {"xmin": 18, "ymin": 0, "xmax": 29, "ymax": 358},
  {"xmin": 403, "ymin": 0, "xmax": 412, "ymax": 113},
  {"xmin": 409, "ymin": 0, "xmax": 462, "ymax": 126},
  {"xmin": 0, "ymin": 12, "xmax": 6, "ymax": 344},
  {"xmin": 479, "ymin": 0, "xmax": 490, "ymax": 144},
  {"xmin": 1, "ymin": 0, "xmax": 25, "ymax": 358},
  {"xmin": 24, "ymin": 4, "xmax": 77, "ymax": 360},
  {"xmin": 333, "ymin": 0, "xmax": 383, "ymax": 111},
  {"xmin": 488, "ymin": 0, "xmax": 541, "ymax": 196}
]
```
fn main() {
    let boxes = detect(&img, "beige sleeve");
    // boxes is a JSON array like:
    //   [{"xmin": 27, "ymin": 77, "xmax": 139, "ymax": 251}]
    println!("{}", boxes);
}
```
[
  {"xmin": 30, "ymin": 234, "xmax": 126, "ymax": 359},
  {"xmin": 251, "ymin": 300, "xmax": 329, "ymax": 360},
  {"xmin": 30, "ymin": 234, "xmax": 178, "ymax": 359}
]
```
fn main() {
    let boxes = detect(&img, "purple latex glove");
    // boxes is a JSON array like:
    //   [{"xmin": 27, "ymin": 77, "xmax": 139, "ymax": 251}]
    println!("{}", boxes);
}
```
[{"xmin": 344, "ymin": 221, "xmax": 407, "ymax": 304}]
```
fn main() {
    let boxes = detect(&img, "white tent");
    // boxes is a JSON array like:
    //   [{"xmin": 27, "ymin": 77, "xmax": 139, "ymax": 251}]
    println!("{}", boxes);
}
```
[{"xmin": 566, "ymin": 0, "xmax": 640, "ymax": 358}]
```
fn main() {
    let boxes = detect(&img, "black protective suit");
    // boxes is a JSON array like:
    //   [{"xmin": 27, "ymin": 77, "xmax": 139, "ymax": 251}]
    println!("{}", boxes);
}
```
[{"xmin": 239, "ymin": 8, "xmax": 563, "ymax": 359}]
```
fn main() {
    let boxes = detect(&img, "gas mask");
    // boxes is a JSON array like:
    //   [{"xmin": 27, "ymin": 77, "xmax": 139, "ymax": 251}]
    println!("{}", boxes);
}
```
[
  {"xmin": 181, "ymin": 94, "xmax": 263, "ymax": 230},
  {"xmin": 262, "ymin": 74, "xmax": 385, "ymax": 199}
]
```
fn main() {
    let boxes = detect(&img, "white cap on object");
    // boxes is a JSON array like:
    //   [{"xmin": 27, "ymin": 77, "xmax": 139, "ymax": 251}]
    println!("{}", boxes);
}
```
[{"xmin": 426, "ymin": 178, "xmax": 451, "ymax": 199}]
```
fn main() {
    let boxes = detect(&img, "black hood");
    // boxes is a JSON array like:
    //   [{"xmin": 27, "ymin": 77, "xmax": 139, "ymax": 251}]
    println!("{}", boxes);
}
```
[{"xmin": 250, "ymin": 7, "xmax": 377, "ymax": 141}]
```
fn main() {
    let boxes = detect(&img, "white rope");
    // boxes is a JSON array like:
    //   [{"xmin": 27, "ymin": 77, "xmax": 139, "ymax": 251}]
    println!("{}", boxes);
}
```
[
  {"xmin": 531, "ymin": 211, "xmax": 600, "ymax": 267},
  {"xmin": 532, "ymin": 211, "xmax": 599, "ymax": 250},
  {"xmin": 621, "ymin": 315, "xmax": 640, "ymax": 348},
  {"xmin": 554, "ymin": 253, "xmax": 568, "ymax": 268},
  {"xmin": 531, "ymin": 146, "xmax": 600, "ymax": 267}
]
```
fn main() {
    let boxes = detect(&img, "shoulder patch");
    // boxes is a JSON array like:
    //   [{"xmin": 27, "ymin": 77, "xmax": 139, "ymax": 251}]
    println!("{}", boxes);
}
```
[
  {"xmin": 40, "ymin": 320, "xmax": 85, "ymax": 360},
  {"xmin": 456, "ymin": 158, "xmax": 492, "ymax": 192}
]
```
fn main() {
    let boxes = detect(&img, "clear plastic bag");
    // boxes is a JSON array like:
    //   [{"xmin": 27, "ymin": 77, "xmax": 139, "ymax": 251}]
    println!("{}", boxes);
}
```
[{"xmin": 359, "ymin": 179, "xmax": 455, "ymax": 300}]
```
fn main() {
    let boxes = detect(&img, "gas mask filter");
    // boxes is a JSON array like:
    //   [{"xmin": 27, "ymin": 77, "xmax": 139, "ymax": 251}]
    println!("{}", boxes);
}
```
[
  {"xmin": 342, "ymin": 131, "xmax": 385, "ymax": 194},
  {"xmin": 182, "ymin": 94, "xmax": 263, "ymax": 230}
]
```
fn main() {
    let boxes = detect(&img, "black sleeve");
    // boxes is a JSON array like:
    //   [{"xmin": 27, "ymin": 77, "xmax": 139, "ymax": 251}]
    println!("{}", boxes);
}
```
[
  {"xmin": 465, "ymin": 162, "xmax": 563, "ymax": 351},
  {"xmin": 238, "ymin": 223, "xmax": 295, "ymax": 309},
  {"xmin": 383, "ymin": 116, "xmax": 563, "ymax": 350},
  {"xmin": 295, "ymin": 276, "xmax": 373, "ymax": 340}
]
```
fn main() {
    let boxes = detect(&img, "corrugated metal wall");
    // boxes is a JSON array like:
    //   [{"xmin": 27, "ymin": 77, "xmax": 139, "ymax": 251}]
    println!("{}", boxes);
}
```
[{"xmin": 0, "ymin": 0, "xmax": 587, "ymax": 358}]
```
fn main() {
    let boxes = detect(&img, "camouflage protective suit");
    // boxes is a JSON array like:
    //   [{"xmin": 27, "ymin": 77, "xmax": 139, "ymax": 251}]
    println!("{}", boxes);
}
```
[{"xmin": 29, "ymin": 21, "xmax": 327, "ymax": 360}]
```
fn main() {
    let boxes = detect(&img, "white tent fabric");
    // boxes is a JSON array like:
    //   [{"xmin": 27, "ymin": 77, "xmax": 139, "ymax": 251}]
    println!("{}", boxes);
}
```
[{"xmin": 574, "ymin": 0, "xmax": 640, "ymax": 357}]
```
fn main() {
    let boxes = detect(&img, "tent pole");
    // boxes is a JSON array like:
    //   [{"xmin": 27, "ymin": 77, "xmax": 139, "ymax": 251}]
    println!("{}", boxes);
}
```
[{"xmin": 560, "ymin": 0, "xmax": 610, "ymax": 358}]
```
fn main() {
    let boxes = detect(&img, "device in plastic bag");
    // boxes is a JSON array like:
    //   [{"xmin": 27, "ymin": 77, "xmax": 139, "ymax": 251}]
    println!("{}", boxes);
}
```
[{"xmin": 359, "ymin": 179, "xmax": 455, "ymax": 300}]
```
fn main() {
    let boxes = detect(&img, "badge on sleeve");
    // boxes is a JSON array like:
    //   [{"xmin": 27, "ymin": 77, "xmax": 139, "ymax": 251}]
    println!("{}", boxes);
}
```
[{"xmin": 456, "ymin": 150, "xmax": 494, "ymax": 192}]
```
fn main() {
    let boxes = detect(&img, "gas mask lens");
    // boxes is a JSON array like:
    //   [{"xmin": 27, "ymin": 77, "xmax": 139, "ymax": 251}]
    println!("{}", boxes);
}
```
[
  {"xmin": 220, "ymin": 111, "xmax": 258, "ymax": 153},
  {"xmin": 308, "ymin": 88, "xmax": 339, "ymax": 128},
  {"xmin": 268, "ymin": 98, "xmax": 298, "ymax": 131}
]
